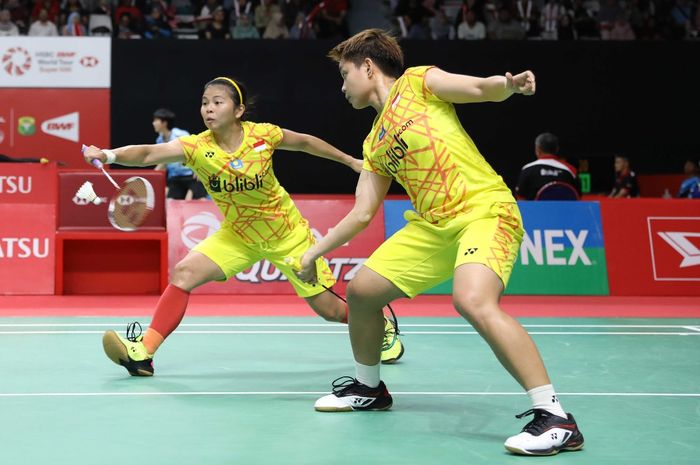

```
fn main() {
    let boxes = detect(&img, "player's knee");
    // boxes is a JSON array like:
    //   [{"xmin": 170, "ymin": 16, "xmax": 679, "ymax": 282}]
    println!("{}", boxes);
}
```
[
  {"xmin": 171, "ymin": 260, "xmax": 198, "ymax": 291},
  {"xmin": 347, "ymin": 280, "xmax": 386, "ymax": 313},
  {"xmin": 453, "ymin": 290, "xmax": 492, "ymax": 326}
]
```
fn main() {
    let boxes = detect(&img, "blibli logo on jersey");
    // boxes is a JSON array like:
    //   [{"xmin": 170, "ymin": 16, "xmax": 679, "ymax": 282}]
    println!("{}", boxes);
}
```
[
  {"xmin": 230, "ymin": 159, "xmax": 243, "ymax": 170},
  {"xmin": 381, "ymin": 120, "xmax": 413, "ymax": 174},
  {"xmin": 209, "ymin": 174, "xmax": 263, "ymax": 193}
]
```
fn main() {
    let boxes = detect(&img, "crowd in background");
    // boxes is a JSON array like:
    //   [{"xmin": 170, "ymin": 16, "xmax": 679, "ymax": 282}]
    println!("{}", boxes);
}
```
[{"xmin": 0, "ymin": 0, "xmax": 698, "ymax": 40}]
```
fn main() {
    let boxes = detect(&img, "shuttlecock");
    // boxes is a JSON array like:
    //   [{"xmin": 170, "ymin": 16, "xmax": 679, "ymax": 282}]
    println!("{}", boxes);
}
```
[{"xmin": 75, "ymin": 181, "xmax": 102, "ymax": 205}]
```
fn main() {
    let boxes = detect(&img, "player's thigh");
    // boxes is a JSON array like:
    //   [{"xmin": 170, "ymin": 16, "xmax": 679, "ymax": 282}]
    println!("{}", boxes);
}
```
[
  {"xmin": 192, "ymin": 227, "xmax": 261, "ymax": 282},
  {"xmin": 363, "ymin": 220, "xmax": 457, "ymax": 299},
  {"xmin": 347, "ymin": 265, "xmax": 407, "ymax": 310},
  {"xmin": 171, "ymin": 251, "xmax": 226, "ymax": 291},
  {"xmin": 454, "ymin": 202, "xmax": 523, "ymax": 299},
  {"xmin": 266, "ymin": 220, "xmax": 336, "ymax": 298}
]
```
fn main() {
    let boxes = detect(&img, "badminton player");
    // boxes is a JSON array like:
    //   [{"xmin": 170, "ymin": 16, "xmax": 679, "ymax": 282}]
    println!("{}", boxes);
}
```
[
  {"xmin": 295, "ymin": 29, "xmax": 583, "ymax": 456},
  {"xmin": 82, "ymin": 76, "xmax": 405, "ymax": 378}
]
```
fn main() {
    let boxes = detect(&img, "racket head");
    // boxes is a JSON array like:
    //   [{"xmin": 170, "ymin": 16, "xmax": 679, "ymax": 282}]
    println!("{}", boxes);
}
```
[{"xmin": 107, "ymin": 176, "xmax": 156, "ymax": 231}]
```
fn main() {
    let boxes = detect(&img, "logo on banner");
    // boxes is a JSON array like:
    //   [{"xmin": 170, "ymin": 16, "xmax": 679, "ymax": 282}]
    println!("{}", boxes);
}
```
[
  {"xmin": 181, "ymin": 211, "xmax": 220, "ymax": 249},
  {"xmin": 80, "ymin": 56, "xmax": 99, "ymax": 67},
  {"xmin": 648, "ymin": 217, "xmax": 700, "ymax": 281},
  {"xmin": 520, "ymin": 229, "xmax": 591, "ymax": 265},
  {"xmin": 41, "ymin": 112, "xmax": 79, "ymax": 142},
  {"xmin": 2, "ymin": 47, "xmax": 31, "ymax": 76},
  {"xmin": 18, "ymin": 116, "xmax": 35, "ymax": 136}
]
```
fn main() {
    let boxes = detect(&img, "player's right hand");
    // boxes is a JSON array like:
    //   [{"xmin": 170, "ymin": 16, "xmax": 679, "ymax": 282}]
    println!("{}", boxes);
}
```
[{"xmin": 82, "ymin": 144, "xmax": 105, "ymax": 165}]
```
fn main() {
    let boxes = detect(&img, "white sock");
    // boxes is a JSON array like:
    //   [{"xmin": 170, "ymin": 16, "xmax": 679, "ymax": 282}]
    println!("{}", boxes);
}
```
[
  {"xmin": 355, "ymin": 361, "xmax": 380, "ymax": 388},
  {"xmin": 527, "ymin": 384, "xmax": 567, "ymax": 419}
]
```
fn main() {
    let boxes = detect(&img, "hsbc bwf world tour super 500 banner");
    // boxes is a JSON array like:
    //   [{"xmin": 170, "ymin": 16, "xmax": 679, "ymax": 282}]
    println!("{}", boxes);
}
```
[{"xmin": 0, "ymin": 38, "xmax": 110, "ymax": 167}]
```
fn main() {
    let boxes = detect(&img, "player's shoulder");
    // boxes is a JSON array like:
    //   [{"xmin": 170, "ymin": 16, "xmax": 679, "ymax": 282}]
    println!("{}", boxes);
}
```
[
  {"xmin": 401, "ymin": 65, "xmax": 437, "ymax": 82},
  {"xmin": 245, "ymin": 121, "xmax": 281, "ymax": 137},
  {"xmin": 180, "ymin": 129, "xmax": 212, "ymax": 148}
]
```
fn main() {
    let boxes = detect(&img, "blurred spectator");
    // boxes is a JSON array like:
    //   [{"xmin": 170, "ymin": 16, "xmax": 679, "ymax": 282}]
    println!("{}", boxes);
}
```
[
  {"xmin": 144, "ymin": 6, "xmax": 171, "ymax": 38},
  {"xmin": 204, "ymin": 7, "xmax": 230, "ymax": 38},
  {"xmin": 430, "ymin": 9, "xmax": 454, "ymax": 38},
  {"xmin": 116, "ymin": 11, "xmax": 140, "ymax": 37},
  {"xmin": 282, "ymin": 0, "xmax": 308, "ymax": 29},
  {"xmin": 114, "ymin": 0, "xmax": 143, "ymax": 29},
  {"xmin": 669, "ymin": 0, "xmax": 693, "ymax": 38},
  {"xmin": 395, "ymin": 0, "xmax": 431, "ymax": 38},
  {"xmin": 290, "ymin": 11, "xmax": 315, "ymax": 38},
  {"xmin": 598, "ymin": 0, "xmax": 622, "ymax": 39},
  {"xmin": 609, "ymin": 155, "xmax": 639, "ymax": 198},
  {"xmin": 516, "ymin": 132, "xmax": 579, "ymax": 200},
  {"xmin": 540, "ymin": 0, "xmax": 565, "ymax": 39},
  {"xmin": 609, "ymin": 13, "xmax": 636, "ymax": 39},
  {"xmin": 4, "ymin": 0, "xmax": 30, "ymax": 33},
  {"xmin": 28, "ymin": 8, "xmax": 59, "ymax": 35},
  {"xmin": 571, "ymin": 0, "xmax": 599, "ymax": 38},
  {"xmin": 152, "ymin": 108, "xmax": 207, "ymax": 200},
  {"xmin": 231, "ymin": 12, "xmax": 260, "ymax": 37},
  {"xmin": 92, "ymin": 0, "xmax": 111, "ymax": 15},
  {"xmin": 316, "ymin": 0, "xmax": 348, "ymax": 38},
  {"xmin": 62, "ymin": 10, "xmax": 85, "ymax": 34},
  {"xmin": 31, "ymin": 0, "xmax": 59, "ymax": 22},
  {"xmin": 453, "ymin": 0, "xmax": 483, "ymax": 30},
  {"xmin": 0, "ymin": 8, "xmax": 19, "ymax": 35},
  {"xmin": 60, "ymin": 0, "xmax": 85, "ymax": 29},
  {"xmin": 199, "ymin": 0, "xmax": 219, "ymax": 21},
  {"xmin": 263, "ymin": 10, "xmax": 289, "ymax": 38},
  {"xmin": 230, "ymin": 0, "xmax": 253, "ymax": 26},
  {"xmin": 457, "ymin": 9, "xmax": 485, "ymax": 39},
  {"xmin": 515, "ymin": 0, "xmax": 540, "ymax": 37},
  {"xmin": 255, "ymin": 0, "xmax": 280, "ymax": 34},
  {"xmin": 636, "ymin": 15, "xmax": 661, "ymax": 38},
  {"xmin": 677, "ymin": 159, "xmax": 700, "ymax": 198},
  {"xmin": 489, "ymin": 7, "xmax": 525, "ymax": 39},
  {"xmin": 558, "ymin": 13, "xmax": 577, "ymax": 39}
]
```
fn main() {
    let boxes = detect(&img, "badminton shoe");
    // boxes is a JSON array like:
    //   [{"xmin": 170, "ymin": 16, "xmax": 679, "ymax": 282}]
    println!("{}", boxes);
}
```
[
  {"xmin": 381, "ymin": 317, "xmax": 404, "ymax": 364},
  {"xmin": 102, "ymin": 322, "xmax": 154, "ymax": 376},
  {"xmin": 504, "ymin": 409, "xmax": 584, "ymax": 455},
  {"xmin": 314, "ymin": 376, "xmax": 393, "ymax": 412}
]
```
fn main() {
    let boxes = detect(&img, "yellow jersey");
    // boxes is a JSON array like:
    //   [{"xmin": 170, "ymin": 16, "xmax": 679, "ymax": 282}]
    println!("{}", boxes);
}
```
[
  {"xmin": 362, "ymin": 66, "xmax": 515, "ymax": 223},
  {"xmin": 179, "ymin": 121, "xmax": 303, "ymax": 243}
]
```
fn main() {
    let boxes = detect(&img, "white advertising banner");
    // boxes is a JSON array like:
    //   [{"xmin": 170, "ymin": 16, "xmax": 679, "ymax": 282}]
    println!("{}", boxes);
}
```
[{"xmin": 0, "ymin": 37, "xmax": 110, "ymax": 88}]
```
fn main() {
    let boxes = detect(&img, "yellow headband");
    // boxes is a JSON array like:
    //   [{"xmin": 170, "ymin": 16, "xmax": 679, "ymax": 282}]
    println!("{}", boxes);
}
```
[{"xmin": 214, "ymin": 76, "xmax": 243, "ymax": 105}]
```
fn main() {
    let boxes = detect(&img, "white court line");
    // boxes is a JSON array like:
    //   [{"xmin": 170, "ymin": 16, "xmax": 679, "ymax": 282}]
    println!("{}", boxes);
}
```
[
  {"xmin": 0, "ymin": 323, "xmax": 698, "ymax": 328},
  {"xmin": 0, "ymin": 391, "xmax": 699, "ymax": 398},
  {"xmin": 1, "ymin": 330, "xmax": 699, "ymax": 336}
]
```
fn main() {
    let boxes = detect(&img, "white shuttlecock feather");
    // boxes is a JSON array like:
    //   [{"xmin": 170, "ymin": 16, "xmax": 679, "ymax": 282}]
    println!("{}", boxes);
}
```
[{"xmin": 75, "ymin": 181, "xmax": 103, "ymax": 205}]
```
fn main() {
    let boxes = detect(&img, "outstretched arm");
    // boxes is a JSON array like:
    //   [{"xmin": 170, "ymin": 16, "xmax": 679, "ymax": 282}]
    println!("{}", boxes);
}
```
[
  {"xmin": 296, "ymin": 170, "xmax": 393, "ymax": 283},
  {"xmin": 278, "ymin": 129, "xmax": 363, "ymax": 173},
  {"xmin": 424, "ymin": 67, "xmax": 536, "ymax": 104},
  {"xmin": 82, "ymin": 138, "xmax": 186, "ymax": 167}
]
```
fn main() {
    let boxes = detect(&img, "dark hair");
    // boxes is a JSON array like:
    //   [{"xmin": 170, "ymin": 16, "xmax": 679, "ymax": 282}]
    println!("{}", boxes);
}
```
[
  {"xmin": 328, "ymin": 28, "xmax": 404, "ymax": 79},
  {"xmin": 203, "ymin": 77, "xmax": 253, "ymax": 120},
  {"xmin": 535, "ymin": 132, "xmax": 559, "ymax": 155},
  {"xmin": 153, "ymin": 108, "xmax": 176, "ymax": 129}
]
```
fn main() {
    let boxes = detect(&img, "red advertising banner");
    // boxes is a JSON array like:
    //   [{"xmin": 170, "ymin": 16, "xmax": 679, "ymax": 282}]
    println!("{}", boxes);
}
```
[
  {"xmin": 58, "ymin": 170, "xmax": 166, "ymax": 230},
  {"xmin": 0, "ymin": 203, "xmax": 55, "ymax": 294},
  {"xmin": 600, "ymin": 199, "xmax": 700, "ymax": 296},
  {"xmin": 0, "ymin": 88, "xmax": 110, "ymax": 167},
  {"xmin": 167, "ymin": 197, "xmax": 385, "ymax": 295},
  {"xmin": 0, "ymin": 162, "xmax": 57, "ymax": 204}
]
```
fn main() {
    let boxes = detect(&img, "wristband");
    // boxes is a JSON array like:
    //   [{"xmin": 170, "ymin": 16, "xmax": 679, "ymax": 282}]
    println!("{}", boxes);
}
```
[{"xmin": 103, "ymin": 149, "xmax": 117, "ymax": 164}]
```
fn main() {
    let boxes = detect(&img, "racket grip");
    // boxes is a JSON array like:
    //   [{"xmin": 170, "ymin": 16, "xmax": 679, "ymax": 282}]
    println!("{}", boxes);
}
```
[{"xmin": 90, "ymin": 158, "xmax": 104, "ymax": 169}]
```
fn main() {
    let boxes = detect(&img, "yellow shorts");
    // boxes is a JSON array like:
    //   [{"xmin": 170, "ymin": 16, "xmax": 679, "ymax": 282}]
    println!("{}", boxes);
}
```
[
  {"xmin": 193, "ymin": 218, "xmax": 336, "ymax": 298},
  {"xmin": 364, "ymin": 202, "xmax": 523, "ymax": 298}
]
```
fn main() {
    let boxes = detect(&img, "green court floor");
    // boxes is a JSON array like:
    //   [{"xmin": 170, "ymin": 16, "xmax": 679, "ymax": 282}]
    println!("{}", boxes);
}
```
[{"xmin": 1, "ymin": 317, "xmax": 699, "ymax": 465}]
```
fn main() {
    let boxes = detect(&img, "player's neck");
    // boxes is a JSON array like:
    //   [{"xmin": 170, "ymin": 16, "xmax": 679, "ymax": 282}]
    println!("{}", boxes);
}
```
[
  {"xmin": 370, "ymin": 76, "xmax": 397, "ymax": 113},
  {"xmin": 213, "ymin": 123, "xmax": 244, "ymax": 153}
]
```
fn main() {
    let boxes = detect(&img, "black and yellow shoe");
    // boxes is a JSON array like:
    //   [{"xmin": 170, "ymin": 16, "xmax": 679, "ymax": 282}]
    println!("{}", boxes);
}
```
[
  {"xmin": 381, "ymin": 313, "xmax": 404, "ymax": 364},
  {"xmin": 102, "ymin": 322, "xmax": 154, "ymax": 376}
]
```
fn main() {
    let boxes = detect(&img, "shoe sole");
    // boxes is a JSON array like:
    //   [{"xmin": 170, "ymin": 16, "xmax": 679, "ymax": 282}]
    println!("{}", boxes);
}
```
[
  {"xmin": 315, "ymin": 402, "xmax": 393, "ymax": 413},
  {"xmin": 381, "ymin": 343, "xmax": 405, "ymax": 364},
  {"xmin": 102, "ymin": 331, "xmax": 153, "ymax": 377},
  {"xmin": 505, "ymin": 442, "xmax": 584, "ymax": 456}
]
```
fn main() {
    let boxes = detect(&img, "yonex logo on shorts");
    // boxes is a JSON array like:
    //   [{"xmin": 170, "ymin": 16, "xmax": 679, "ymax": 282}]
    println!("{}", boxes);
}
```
[{"xmin": 464, "ymin": 247, "xmax": 478, "ymax": 255}]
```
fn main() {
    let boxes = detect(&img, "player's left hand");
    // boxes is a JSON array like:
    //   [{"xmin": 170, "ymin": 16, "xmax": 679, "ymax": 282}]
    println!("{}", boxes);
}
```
[
  {"xmin": 350, "ymin": 158, "xmax": 363, "ymax": 174},
  {"xmin": 296, "ymin": 253, "xmax": 318, "ymax": 284},
  {"xmin": 506, "ymin": 71, "xmax": 536, "ymax": 96}
]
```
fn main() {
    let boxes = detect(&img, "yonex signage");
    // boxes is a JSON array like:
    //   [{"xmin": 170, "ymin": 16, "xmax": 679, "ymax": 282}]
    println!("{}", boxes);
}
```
[{"xmin": 507, "ymin": 202, "xmax": 609, "ymax": 295}]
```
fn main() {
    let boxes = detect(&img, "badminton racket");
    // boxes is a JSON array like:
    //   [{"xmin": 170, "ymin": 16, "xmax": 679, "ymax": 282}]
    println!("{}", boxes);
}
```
[{"xmin": 76, "ymin": 145, "xmax": 156, "ymax": 231}]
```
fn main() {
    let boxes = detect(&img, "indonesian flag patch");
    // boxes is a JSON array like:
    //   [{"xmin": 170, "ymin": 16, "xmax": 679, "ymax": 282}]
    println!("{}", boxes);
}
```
[{"xmin": 253, "ymin": 140, "xmax": 267, "ymax": 152}]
